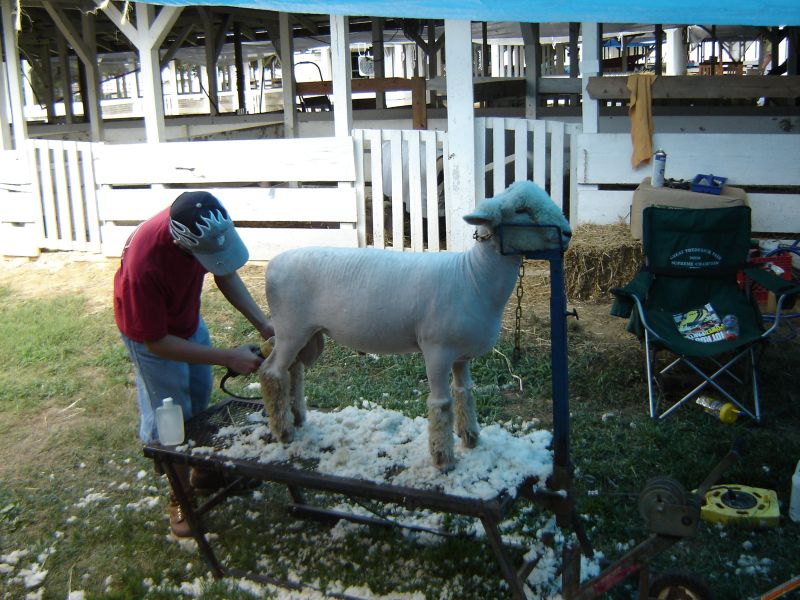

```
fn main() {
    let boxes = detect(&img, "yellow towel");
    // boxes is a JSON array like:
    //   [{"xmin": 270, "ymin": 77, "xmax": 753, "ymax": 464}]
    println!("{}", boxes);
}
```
[{"xmin": 627, "ymin": 74, "xmax": 655, "ymax": 168}]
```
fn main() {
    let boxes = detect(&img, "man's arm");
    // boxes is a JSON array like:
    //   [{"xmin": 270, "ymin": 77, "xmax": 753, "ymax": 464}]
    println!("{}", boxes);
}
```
[
  {"xmin": 214, "ymin": 272, "xmax": 274, "ymax": 340},
  {"xmin": 145, "ymin": 334, "xmax": 263, "ymax": 375}
]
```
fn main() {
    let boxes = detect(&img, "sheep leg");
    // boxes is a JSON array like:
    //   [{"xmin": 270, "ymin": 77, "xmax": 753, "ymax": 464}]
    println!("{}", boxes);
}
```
[
  {"xmin": 423, "ymin": 351, "xmax": 456, "ymax": 472},
  {"xmin": 452, "ymin": 360, "xmax": 480, "ymax": 449},
  {"xmin": 258, "ymin": 337, "xmax": 309, "ymax": 443},
  {"xmin": 288, "ymin": 361, "xmax": 306, "ymax": 426},
  {"xmin": 288, "ymin": 332, "xmax": 324, "ymax": 427},
  {"xmin": 258, "ymin": 359, "xmax": 294, "ymax": 442}
]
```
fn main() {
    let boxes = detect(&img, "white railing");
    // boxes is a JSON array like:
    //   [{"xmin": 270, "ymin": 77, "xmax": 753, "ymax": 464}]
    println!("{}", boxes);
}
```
[
  {"xmin": 354, "ymin": 128, "xmax": 447, "ymax": 252},
  {"xmin": 475, "ymin": 117, "xmax": 581, "ymax": 217}
]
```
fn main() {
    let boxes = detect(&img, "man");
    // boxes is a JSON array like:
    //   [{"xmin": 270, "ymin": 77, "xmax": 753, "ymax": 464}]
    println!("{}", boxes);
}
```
[{"xmin": 114, "ymin": 190, "xmax": 273, "ymax": 537}]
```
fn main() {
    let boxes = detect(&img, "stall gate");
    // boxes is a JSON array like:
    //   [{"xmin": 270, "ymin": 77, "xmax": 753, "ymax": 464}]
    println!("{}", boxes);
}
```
[{"xmin": 1, "ymin": 140, "xmax": 101, "ymax": 255}]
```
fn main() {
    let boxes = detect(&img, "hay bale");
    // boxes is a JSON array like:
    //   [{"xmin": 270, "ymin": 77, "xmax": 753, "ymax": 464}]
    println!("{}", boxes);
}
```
[{"xmin": 564, "ymin": 222, "xmax": 643, "ymax": 302}]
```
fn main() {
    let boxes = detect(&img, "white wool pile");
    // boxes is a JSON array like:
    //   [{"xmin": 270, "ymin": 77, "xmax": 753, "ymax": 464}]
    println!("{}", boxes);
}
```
[{"xmin": 187, "ymin": 403, "xmax": 552, "ymax": 500}]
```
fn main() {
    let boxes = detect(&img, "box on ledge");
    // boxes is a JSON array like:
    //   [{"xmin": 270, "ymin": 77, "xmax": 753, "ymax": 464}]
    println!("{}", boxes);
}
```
[{"xmin": 691, "ymin": 174, "xmax": 727, "ymax": 195}]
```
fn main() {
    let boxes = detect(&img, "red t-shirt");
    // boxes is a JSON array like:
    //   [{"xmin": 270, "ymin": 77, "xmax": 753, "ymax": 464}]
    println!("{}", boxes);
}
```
[{"xmin": 113, "ymin": 208, "xmax": 207, "ymax": 342}]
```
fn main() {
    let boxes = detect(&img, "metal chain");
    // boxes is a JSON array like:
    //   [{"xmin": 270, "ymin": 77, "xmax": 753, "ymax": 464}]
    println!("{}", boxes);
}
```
[{"xmin": 512, "ymin": 260, "xmax": 525, "ymax": 363}]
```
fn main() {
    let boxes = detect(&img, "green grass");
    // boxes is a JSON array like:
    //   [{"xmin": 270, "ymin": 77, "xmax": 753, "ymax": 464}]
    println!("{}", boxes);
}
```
[{"xmin": 1, "ymin": 276, "xmax": 799, "ymax": 600}]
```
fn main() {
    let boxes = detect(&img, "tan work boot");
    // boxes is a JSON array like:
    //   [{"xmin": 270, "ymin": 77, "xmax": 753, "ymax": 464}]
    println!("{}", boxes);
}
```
[{"xmin": 168, "ymin": 494, "xmax": 193, "ymax": 538}]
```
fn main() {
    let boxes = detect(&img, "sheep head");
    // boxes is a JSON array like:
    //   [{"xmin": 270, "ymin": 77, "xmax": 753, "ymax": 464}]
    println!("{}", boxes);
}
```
[{"xmin": 463, "ymin": 181, "xmax": 572, "ymax": 253}]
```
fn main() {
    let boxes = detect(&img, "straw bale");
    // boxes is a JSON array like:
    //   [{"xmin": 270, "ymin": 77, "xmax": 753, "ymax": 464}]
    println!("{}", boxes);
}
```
[{"xmin": 564, "ymin": 222, "xmax": 643, "ymax": 302}]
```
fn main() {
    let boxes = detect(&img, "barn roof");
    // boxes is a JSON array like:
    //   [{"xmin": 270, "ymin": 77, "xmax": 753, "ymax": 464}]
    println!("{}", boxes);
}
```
[{"xmin": 150, "ymin": 0, "xmax": 800, "ymax": 27}]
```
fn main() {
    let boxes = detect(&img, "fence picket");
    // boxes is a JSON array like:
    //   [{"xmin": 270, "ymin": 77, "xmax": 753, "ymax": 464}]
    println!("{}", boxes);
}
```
[{"xmin": 368, "ymin": 129, "xmax": 386, "ymax": 249}]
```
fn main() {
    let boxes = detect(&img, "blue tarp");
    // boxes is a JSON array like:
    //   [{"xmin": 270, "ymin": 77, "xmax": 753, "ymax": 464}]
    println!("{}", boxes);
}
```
[{"xmin": 150, "ymin": 0, "xmax": 800, "ymax": 27}]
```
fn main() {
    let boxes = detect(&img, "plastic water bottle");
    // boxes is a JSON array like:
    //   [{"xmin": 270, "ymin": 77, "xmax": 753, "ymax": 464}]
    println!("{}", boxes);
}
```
[
  {"xmin": 791, "ymin": 460, "xmax": 800, "ymax": 523},
  {"xmin": 695, "ymin": 395, "xmax": 740, "ymax": 424},
  {"xmin": 156, "ymin": 397, "xmax": 185, "ymax": 445}
]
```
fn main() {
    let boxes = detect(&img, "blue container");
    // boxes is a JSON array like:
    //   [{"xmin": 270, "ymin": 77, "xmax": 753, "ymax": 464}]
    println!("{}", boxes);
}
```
[{"xmin": 691, "ymin": 174, "xmax": 727, "ymax": 195}]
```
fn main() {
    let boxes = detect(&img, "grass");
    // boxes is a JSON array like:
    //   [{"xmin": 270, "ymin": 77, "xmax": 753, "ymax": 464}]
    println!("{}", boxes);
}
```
[{"xmin": 1, "ymin": 267, "xmax": 799, "ymax": 600}]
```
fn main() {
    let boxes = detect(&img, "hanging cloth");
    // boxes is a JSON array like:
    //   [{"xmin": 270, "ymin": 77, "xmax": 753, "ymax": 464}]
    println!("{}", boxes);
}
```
[{"xmin": 627, "ymin": 73, "xmax": 655, "ymax": 168}]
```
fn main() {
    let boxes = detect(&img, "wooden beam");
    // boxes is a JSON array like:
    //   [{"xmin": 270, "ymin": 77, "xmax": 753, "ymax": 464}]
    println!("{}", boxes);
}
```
[
  {"xmin": 587, "ymin": 75, "xmax": 800, "ymax": 99},
  {"xmin": 160, "ymin": 21, "xmax": 195, "ymax": 69},
  {"xmin": 44, "ymin": 3, "xmax": 94, "ymax": 66},
  {"xmin": 296, "ymin": 77, "xmax": 428, "ymax": 130},
  {"xmin": 292, "ymin": 13, "xmax": 319, "ymax": 35},
  {"xmin": 97, "ymin": 0, "xmax": 140, "ymax": 47}
]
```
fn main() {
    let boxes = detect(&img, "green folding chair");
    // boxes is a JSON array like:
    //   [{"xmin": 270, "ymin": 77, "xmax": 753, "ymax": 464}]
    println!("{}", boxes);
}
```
[{"xmin": 611, "ymin": 206, "xmax": 800, "ymax": 421}]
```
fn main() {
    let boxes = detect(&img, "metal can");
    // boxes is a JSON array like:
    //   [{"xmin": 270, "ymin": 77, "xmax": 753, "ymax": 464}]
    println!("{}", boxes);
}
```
[
  {"xmin": 651, "ymin": 150, "xmax": 667, "ymax": 188},
  {"xmin": 722, "ymin": 314, "xmax": 739, "ymax": 340}
]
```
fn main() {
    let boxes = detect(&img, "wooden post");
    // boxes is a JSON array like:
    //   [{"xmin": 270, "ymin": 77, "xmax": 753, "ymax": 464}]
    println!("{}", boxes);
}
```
[
  {"xmin": 279, "ymin": 12, "xmax": 296, "ymax": 138},
  {"xmin": 371, "ymin": 18, "xmax": 385, "ymax": 110},
  {"xmin": 56, "ymin": 32, "xmax": 73, "ymax": 125},
  {"xmin": 654, "ymin": 24, "xmax": 663, "ymax": 75},
  {"xmin": 2, "ymin": 0, "xmax": 27, "ymax": 148},
  {"xmin": 0, "ymin": 62, "xmax": 10, "ymax": 150},
  {"xmin": 569, "ymin": 22, "xmax": 580, "ymax": 77},
  {"xmin": 666, "ymin": 27, "xmax": 687, "ymax": 76},
  {"xmin": 234, "ymin": 21, "xmax": 246, "ymax": 113},
  {"xmin": 444, "ymin": 19, "xmax": 475, "ymax": 252},
  {"xmin": 200, "ymin": 9, "xmax": 220, "ymax": 115},
  {"xmin": 137, "ymin": 3, "xmax": 165, "ymax": 143},
  {"xmin": 330, "ymin": 15, "xmax": 352, "ymax": 137},
  {"xmin": 521, "ymin": 23, "xmax": 541, "ymax": 119},
  {"xmin": 580, "ymin": 23, "xmax": 600, "ymax": 134}
]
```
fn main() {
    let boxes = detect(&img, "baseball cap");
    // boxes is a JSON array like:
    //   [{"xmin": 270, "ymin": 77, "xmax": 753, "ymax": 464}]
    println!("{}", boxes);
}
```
[{"xmin": 169, "ymin": 191, "xmax": 249, "ymax": 275}]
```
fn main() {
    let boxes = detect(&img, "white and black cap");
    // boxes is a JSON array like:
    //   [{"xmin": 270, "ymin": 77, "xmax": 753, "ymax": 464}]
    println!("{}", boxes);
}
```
[{"xmin": 169, "ymin": 191, "xmax": 249, "ymax": 275}]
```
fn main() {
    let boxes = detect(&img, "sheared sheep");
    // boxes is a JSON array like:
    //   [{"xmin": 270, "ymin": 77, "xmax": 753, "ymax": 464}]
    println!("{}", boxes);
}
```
[{"xmin": 258, "ymin": 180, "xmax": 571, "ymax": 471}]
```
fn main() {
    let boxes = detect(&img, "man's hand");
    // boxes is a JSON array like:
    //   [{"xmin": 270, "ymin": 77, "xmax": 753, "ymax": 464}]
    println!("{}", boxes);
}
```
[{"xmin": 226, "ymin": 344, "xmax": 264, "ymax": 375}]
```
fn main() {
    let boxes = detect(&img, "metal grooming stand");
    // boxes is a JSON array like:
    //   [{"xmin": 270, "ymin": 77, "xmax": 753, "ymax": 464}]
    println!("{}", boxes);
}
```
[{"xmin": 144, "ymin": 227, "xmax": 592, "ymax": 599}]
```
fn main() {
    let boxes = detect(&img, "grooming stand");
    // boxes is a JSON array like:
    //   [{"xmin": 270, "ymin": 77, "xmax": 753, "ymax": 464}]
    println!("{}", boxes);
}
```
[{"xmin": 144, "ymin": 246, "xmax": 590, "ymax": 599}]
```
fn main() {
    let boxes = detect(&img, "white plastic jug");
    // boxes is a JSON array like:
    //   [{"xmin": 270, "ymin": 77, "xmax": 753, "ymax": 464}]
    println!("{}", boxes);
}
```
[
  {"xmin": 156, "ymin": 397, "xmax": 185, "ymax": 446},
  {"xmin": 791, "ymin": 460, "xmax": 800, "ymax": 523}
]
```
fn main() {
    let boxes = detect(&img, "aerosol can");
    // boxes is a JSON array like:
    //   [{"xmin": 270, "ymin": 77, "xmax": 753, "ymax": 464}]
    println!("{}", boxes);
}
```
[{"xmin": 651, "ymin": 149, "xmax": 667, "ymax": 188}]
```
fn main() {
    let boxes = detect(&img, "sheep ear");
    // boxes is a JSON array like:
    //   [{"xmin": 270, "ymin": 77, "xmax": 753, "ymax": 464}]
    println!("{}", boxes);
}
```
[{"xmin": 463, "ymin": 212, "xmax": 493, "ymax": 226}]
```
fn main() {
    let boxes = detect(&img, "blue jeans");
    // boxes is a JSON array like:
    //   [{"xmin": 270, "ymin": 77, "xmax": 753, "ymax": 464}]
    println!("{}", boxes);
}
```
[{"xmin": 121, "ymin": 319, "xmax": 212, "ymax": 444}]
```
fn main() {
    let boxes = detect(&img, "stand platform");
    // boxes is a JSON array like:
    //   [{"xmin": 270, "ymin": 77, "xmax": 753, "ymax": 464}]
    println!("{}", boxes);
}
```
[{"xmin": 144, "ymin": 398, "xmax": 577, "ymax": 599}]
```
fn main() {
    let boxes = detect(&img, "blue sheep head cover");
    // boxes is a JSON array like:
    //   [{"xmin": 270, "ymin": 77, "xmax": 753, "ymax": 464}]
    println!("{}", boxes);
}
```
[{"xmin": 463, "ymin": 180, "xmax": 572, "ymax": 252}]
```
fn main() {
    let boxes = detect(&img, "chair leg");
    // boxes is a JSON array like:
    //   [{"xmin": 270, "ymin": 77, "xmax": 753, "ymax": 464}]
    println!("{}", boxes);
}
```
[
  {"xmin": 644, "ymin": 330, "xmax": 658, "ymax": 419},
  {"xmin": 749, "ymin": 346, "xmax": 761, "ymax": 422}
]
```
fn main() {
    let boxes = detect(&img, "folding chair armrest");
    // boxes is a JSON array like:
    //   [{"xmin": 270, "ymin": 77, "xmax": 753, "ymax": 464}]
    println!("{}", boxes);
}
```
[
  {"xmin": 743, "ymin": 266, "xmax": 800, "ymax": 300},
  {"xmin": 610, "ymin": 272, "xmax": 653, "ymax": 318}
]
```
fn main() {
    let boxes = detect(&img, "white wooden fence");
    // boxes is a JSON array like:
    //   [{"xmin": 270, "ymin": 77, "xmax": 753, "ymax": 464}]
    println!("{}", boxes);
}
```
[
  {"xmin": 5, "ymin": 123, "xmax": 793, "ymax": 260},
  {"xmin": 574, "ymin": 132, "xmax": 800, "ymax": 233},
  {"xmin": 475, "ymin": 117, "xmax": 581, "ymax": 214},
  {"xmin": 94, "ymin": 137, "xmax": 361, "ymax": 260}
]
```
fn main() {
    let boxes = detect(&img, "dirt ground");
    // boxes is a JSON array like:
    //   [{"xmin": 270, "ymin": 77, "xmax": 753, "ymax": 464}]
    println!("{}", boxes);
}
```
[{"xmin": 0, "ymin": 251, "xmax": 628, "ymax": 344}]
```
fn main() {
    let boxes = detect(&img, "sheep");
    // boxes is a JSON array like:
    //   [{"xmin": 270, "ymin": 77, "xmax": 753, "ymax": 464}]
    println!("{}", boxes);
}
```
[{"xmin": 257, "ymin": 180, "xmax": 571, "ymax": 471}]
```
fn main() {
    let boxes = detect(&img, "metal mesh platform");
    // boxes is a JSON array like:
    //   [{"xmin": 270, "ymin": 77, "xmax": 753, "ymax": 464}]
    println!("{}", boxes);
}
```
[{"xmin": 184, "ymin": 398, "xmax": 265, "ymax": 451}]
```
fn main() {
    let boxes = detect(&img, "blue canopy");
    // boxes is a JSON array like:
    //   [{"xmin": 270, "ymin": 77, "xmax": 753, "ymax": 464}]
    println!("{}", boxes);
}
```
[{"xmin": 151, "ymin": 0, "xmax": 800, "ymax": 27}]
